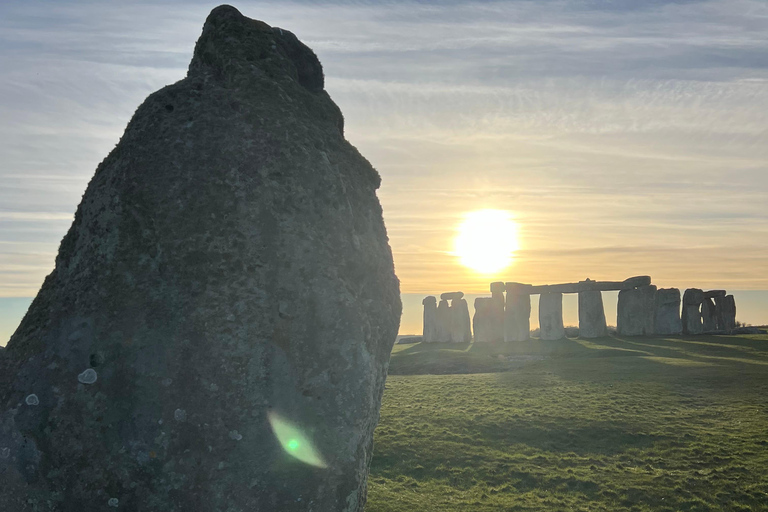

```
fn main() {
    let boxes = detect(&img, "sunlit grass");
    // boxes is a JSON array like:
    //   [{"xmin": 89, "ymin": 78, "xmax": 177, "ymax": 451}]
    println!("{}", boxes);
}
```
[{"xmin": 368, "ymin": 334, "xmax": 768, "ymax": 511}]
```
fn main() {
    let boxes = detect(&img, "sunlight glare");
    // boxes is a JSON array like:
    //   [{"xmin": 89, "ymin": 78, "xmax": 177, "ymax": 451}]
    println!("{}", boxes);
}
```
[
  {"xmin": 267, "ymin": 411, "xmax": 328, "ymax": 468},
  {"xmin": 453, "ymin": 210, "xmax": 519, "ymax": 275}
]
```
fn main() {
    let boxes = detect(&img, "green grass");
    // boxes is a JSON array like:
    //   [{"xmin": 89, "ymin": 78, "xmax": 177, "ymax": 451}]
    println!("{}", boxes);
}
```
[{"xmin": 367, "ymin": 333, "xmax": 768, "ymax": 511}]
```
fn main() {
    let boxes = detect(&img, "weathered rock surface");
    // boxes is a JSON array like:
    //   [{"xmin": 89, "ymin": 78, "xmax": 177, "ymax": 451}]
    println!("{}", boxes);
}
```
[
  {"xmin": 504, "ymin": 283, "xmax": 531, "ymax": 342},
  {"xmin": 578, "ymin": 290, "xmax": 607, "ymax": 338},
  {"xmin": 436, "ymin": 299, "xmax": 451, "ymax": 342},
  {"xmin": 682, "ymin": 288, "xmax": 704, "ymax": 335},
  {"xmin": 617, "ymin": 285, "xmax": 657, "ymax": 336},
  {"xmin": 472, "ymin": 298, "xmax": 494, "ymax": 343},
  {"xmin": 440, "ymin": 291, "xmax": 464, "ymax": 301},
  {"xmin": 490, "ymin": 282, "xmax": 505, "ymax": 294},
  {"xmin": 653, "ymin": 288, "xmax": 682, "ymax": 335},
  {"xmin": 701, "ymin": 297, "xmax": 718, "ymax": 331},
  {"xmin": 0, "ymin": 6, "xmax": 400, "ymax": 511},
  {"xmin": 716, "ymin": 295, "xmax": 736, "ymax": 331},
  {"xmin": 450, "ymin": 298, "xmax": 472, "ymax": 343},
  {"xmin": 539, "ymin": 292, "xmax": 565, "ymax": 340},
  {"xmin": 422, "ymin": 296, "xmax": 438, "ymax": 343}
]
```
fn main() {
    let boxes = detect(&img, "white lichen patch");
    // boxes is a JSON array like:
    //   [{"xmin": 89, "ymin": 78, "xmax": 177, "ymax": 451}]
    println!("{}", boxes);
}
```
[
  {"xmin": 161, "ymin": 378, "xmax": 173, "ymax": 387},
  {"xmin": 78, "ymin": 368, "xmax": 98, "ymax": 384},
  {"xmin": 174, "ymin": 409, "xmax": 187, "ymax": 422},
  {"xmin": 228, "ymin": 430, "xmax": 243, "ymax": 441},
  {"xmin": 1, "ymin": 447, "xmax": 10, "ymax": 459},
  {"xmin": 108, "ymin": 497, "xmax": 119, "ymax": 507},
  {"xmin": 25, "ymin": 394, "xmax": 39, "ymax": 406}
]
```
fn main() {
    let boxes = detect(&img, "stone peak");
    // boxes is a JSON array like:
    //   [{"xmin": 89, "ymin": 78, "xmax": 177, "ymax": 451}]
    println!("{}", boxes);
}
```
[{"xmin": 188, "ymin": 4, "xmax": 324, "ymax": 92}]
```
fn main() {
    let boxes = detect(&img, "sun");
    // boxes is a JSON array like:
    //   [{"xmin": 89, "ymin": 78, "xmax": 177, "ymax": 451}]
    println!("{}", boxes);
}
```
[{"xmin": 453, "ymin": 210, "xmax": 520, "ymax": 275}]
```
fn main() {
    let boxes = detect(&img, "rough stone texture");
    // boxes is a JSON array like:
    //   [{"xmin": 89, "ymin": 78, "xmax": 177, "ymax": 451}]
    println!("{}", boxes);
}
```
[
  {"xmin": 653, "ymin": 288, "xmax": 682, "ymax": 335},
  {"xmin": 701, "ymin": 297, "xmax": 718, "ymax": 332},
  {"xmin": 422, "ymin": 296, "xmax": 438, "ymax": 343},
  {"xmin": 578, "ymin": 290, "xmax": 607, "ymax": 338},
  {"xmin": 682, "ymin": 288, "xmax": 704, "ymax": 335},
  {"xmin": 440, "ymin": 291, "xmax": 464, "ymax": 301},
  {"xmin": 504, "ymin": 285, "xmax": 531, "ymax": 342},
  {"xmin": 450, "ymin": 299, "xmax": 472, "ymax": 343},
  {"xmin": 716, "ymin": 295, "xmax": 736, "ymax": 331},
  {"xmin": 0, "ymin": 7, "xmax": 400, "ymax": 512},
  {"xmin": 436, "ymin": 299, "xmax": 451, "ymax": 342},
  {"xmin": 539, "ymin": 292, "xmax": 565, "ymax": 340},
  {"xmin": 617, "ymin": 285, "xmax": 657, "ymax": 336},
  {"xmin": 704, "ymin": 290, "xmax": 726, "ymax": 299},
  {"xmin": 472, "ymin": 298, "xmax": 494, "ymax": 343}
]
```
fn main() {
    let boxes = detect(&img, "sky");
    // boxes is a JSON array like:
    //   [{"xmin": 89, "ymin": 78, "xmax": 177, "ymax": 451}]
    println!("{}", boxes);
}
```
[{"xmin": 1, "ymin": 0, "xmax": 767, "ymax": 340}]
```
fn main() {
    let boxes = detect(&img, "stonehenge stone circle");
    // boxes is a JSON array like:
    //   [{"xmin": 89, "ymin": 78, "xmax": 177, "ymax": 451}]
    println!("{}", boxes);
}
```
[
  {"xmin": 701, "ymin": 297, "xmax": 718, "ymax": 331},
  {"xmin": 0, "ymin": 7, "xmax": 401, "ymax": 511},
  {"xmin": 653, "ymin": 288, "xmax": 683, "ymax": 335},
  {"xmin": 578, "ymin": 290, "xmax": 607, "ymax": 338},
  {"xmin": 682, "ymin": 288, "xmax": 704, "ymax": 334},
  {"xmin": 472, "ymin": 298, "xmax": 494, "ymax": 343},
  {"xmin": 617, "ymin": 285, "xmax": 657, "ymax": 336},
  {"xmin": 539, "ymin": 292, "xmax": 565, "ymax": 340},
  {"xmin": 422, "ymin": 296, "xmax": 438, "ymax": 343},
  {"xmin": 504, "ymin": 283, "xmax": 531, "ymax": 342}
]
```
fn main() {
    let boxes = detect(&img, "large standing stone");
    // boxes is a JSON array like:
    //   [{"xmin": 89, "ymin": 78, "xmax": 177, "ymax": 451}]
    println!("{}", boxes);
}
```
[
  {"xmin": 0, "ymin": 7, "xmax": 401, "ymax": 512},
  {"xmin": 436, "ymin": 299, "xmax": 451, "ymax": 342},
  {"xmin": 539, "ymin": 292, "xmax": 565, "ymax": 340},
  {"xmin": 504, "ymin": 283, "xmax": 531, "ymax": 341},
  {"xmin": 716, "ymin": 295, "xmax": 736, "ymax": 331},
  {"xmin": 578, "ymin": 290, "xmax": 607, "ymax": 338},
  {"xmin": 682, "ymin": 288, "xmax": 704, "ymax": 335},
  {"xmin": 617, "ymin": 285, "xmax": 657, "ymax": 336},
  {"xmin": 653, "ymin": 288, "xmax": 682, "ymax": 335},
  {"xmin": 450, "ymin": 298, "xmax": 472, "ymax": 343},
  {"xmin": 488, "ymin": 282, "xmax": 505, "ymax": 342},
  {"xmin": 473, "ymin": 298, "xmax": 494, "ymax": 343},
  {"xmin": 701, "ymin": 297, "xmax": 718, "ymax": 331},
  {"xmin": 422, "ymin": 296, "xmax": 438, "ymax": 343}
]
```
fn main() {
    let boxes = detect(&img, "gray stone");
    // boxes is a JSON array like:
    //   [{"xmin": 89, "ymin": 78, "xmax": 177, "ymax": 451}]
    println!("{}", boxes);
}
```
[
  {"xmin": 617, "ymin": 285, "xmax": 657, "ymax": 336},
  {"xmin": 422, "ymin": 296, "xmax": 438, "ymax": 343},
  {"xmin": 539, "ymin": 292, "xmax": 565, "ymax": 340},
  {"xmin": 504, "ymin": 285, "xmax": 531, "ymax": 342},
  {"xmin": 436, "ymin": 299, "xmax": 451, "ymax": 342},
  {"xmin": 701, "ymin": 297, "xmax": 718, "ymax": 331},
  {"xmin": 450, "ymin": 298, "xmax": 472, "ymax": 343},
  {"xmin": 621, "ymin": 275, "xmax": 652, "ymax": 289},
  {"xmin": 473, "ymin": 298, "xmax": 494, "ymax": 343},
  {"xmin": 440, "ymin": 291, "xmax": 464, "ymax": 301},
  {"xmin": 0, "ymin": 7, "xmax": 400, "ymax": 511},
  {"xmin": 490, "ymin": 281, "xmax": 505, "ymax": 294},
  {"xmin": 653, "ymin": 288, "xmax": 682, "ymax": 335},
  {"xmin": 704, "ymin": 290, "xmax": 726, "ymax": 299},
  {"xmin": 396, "ymin": 336, "xmax": 422, "ymax": 345},
  {"xmin": 682, "ymin": 288, "xmax": 704, "ymax": 335},
  {"xmin": 716, "ymin": 295, "xmax": 736, "ymax": 331},
  {"xmin": 578, "ymin": 290, "xmax": 607, "ymax": 338}
]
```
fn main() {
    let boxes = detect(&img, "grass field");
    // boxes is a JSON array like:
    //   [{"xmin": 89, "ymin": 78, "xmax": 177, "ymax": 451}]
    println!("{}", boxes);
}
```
[{"xmin": 366, "ymin": 333, "xmax": 768, "ymax": 511}]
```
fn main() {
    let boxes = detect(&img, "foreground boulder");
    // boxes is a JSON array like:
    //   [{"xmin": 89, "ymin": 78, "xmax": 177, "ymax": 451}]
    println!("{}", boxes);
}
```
[{"xmin": 0, "ymin": 6, "xmax": 400, "ymax": 511}]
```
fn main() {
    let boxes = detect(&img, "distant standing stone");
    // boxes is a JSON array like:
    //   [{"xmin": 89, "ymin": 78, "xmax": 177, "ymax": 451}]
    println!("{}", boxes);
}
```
[
  {"xmin": 682, "ymin": 288, "xmax": 704, "ymax": 334},
  {"xmin": 422, "ymin": 296, "xmax": 438, "ymax": 343},
  {"xmin": 436, "ymin": 299, "xmax": 452, "ymax": 342},
  {"xmin": 716, "ymin": 295, "xmax": 737, "ymax": 332},
  {"xmin": 450, "ymin": 298, "xmax": 472, "ymax": 343},
  {"xmin": 440, "ymin": 291, "xmax": 464, "ymax": 301},
  {"xmin": 701, "ymin": 297, "xmax": 718, "ymax": 331},
  {"xmin": 473, "ymin": 298, "xmax": 494, "ymax": 343},
  {"xmin": 539, "ymin": 292, "xmax": 565, "ymax": 340},
  {"xmin": 617, "ymin": 285, "xmax": 657, "ymax": 336},
  {"xmin": 505, "ymin": 283, "xmax": 531, "ymax": 342},
  {"xmin": 654, "ymin": 288, "xmax": 682, "ymax": 336},
  {"xmin": 578, "ymin": 290, "xmax": 607, "ymax": 338}
]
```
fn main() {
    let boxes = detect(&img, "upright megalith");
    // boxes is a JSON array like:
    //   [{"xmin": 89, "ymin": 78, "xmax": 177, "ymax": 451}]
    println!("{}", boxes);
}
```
[
  {"xmin": 504, "ymin": 282, "xmax": 531, "ymax": 341},
  {"xmin": 473, "ymin": 298, "xmax": 494, "ymax": 343},
  {"xmin": 654, "ymin": 288, "xmax": 682, "ymax": 335},
  {"xmin": 578, "ymin": 289, "xmax": 607, "ymax": 338},
  {"xmin": 450, "ymin": 298, "xmax": 472, "ymax": 343},
  {"xmin": 701, "ymin": 297, "xmax": 718, "ymax": 331},
  {"xmin": 716, "ymin": 295, "xmax": 736, "ymax": 331},
  {"xmin": 539, "ymin": 292, "xmax": 565, "ymax": 340},
  {"xmin": 682, "ymin": 288, "xmax": 704, "ymax": 334},
  {"xmin": 0, "ymin": 7, "xmax": 400, "ymax": 512},
  {"xmin": 486, "ymin": 282, "xmax": 505, "ymax": 342},
  {"xmin": 617, "ymin": 285, "xmax": 657, "ymax": 336},
  {"xmin": 436, "ymin": 299, "xmax": 451, "ymax": 342},
  {"xmin": 422, "ymin": 296, "xmax": 438, "ymax": 343}
]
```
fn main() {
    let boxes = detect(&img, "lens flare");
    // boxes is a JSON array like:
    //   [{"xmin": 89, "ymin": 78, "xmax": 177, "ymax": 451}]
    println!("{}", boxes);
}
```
[
  {"xmin": 453, "ymin": 210, "xmax": 519, "ymax": 275},
  {"xmin": 267, "ymin": 411, "xmax": 327, "ymax": 468}
]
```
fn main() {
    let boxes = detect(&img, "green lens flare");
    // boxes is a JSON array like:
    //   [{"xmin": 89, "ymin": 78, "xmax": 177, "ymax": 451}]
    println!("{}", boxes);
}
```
[{"xmin": 267, "ymin": 411, "xmax": 327, "ymax": 468}]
